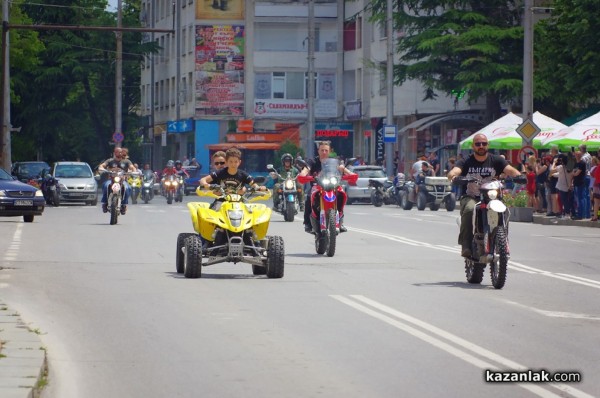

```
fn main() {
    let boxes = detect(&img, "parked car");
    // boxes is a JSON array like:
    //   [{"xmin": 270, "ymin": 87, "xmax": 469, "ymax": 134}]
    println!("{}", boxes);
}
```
[
  {"xmin": 344, "ymin": 165, "xmax": 389, "ymax": 204},
  {"xmin": 0, "ymin": 167, "xmax": 45, "ymax": 222},
  {"xmin": 11, "ymin": 161, "xmax": 50, "ymax": 183},
  {"xmin": 52, "ymin": 161, "xmax": 98, "ymax": 206},
  {"xmin": 183, "ymin": 166, "xmax": 207, "ymax": 195}
]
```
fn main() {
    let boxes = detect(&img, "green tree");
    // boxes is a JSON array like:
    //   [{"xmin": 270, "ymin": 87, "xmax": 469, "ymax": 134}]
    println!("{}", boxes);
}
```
[
  {"xmin": 535, "ymin": 0, "xmax": 600, "ymax": 115},
  {"xmin": 11, "ymin": 0, "xmax": 157, "ymax": 164},
  {"xmin": 368, "ymin": 0, "xmax": 524, "ymax": 121}
]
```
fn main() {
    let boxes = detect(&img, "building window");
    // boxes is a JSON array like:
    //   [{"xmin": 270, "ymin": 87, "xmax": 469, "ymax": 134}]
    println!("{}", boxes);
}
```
[
  {"xmin": 254, "ymin": 72, "xmax": 335, "ymax": 100},
  {"xmin": 379, "ymin": 62, "xmax": 387, "ymax": 96},
  {"xmin": 273, "ymin": 72, "xmax": 285, "ymax": 99},
  {"xmin": 344, "ymin": 20, "xmax": 356, "ymax": 51}
]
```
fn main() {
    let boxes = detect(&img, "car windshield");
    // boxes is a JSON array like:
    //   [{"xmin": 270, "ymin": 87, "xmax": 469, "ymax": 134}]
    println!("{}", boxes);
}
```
[
  {"xmin": 55, "ymin": 165, "xmax": 93, "ymax": 178},
  {"xmin": 357, "ymin": 169, "xmax": 386, "ymax": 178},
  {"xmin": 0, "ymin": 168, "xmax": 12, "ymax": 180},
  {"xmin": 17, "ymin": 163, "xmax": 48, "ymax": 177}
]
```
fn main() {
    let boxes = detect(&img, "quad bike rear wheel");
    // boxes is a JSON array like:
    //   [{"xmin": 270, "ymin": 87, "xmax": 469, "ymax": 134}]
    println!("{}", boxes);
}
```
[{"xmin": 183, "ymin": 235, "xmax": 203, "ymax": 278}]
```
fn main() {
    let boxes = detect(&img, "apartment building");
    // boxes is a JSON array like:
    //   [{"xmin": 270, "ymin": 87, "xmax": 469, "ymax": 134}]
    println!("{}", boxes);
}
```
[{"xmin": 140, "ymin": 0, "xmax": 485, "ymax": 172}]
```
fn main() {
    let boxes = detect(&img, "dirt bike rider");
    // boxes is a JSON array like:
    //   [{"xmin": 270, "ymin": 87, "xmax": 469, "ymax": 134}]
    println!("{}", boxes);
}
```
[
  {"xmin": 299, "ymin": 140, "xmax": 356, "ymax": 234},
  {"xmin": 97, "ymin": 147, "xmax": 136, "ymax": 214},
  {"xmin": 447, "ymin": 133, "xmax": 522, "ymax": 258},
  {"xmin": 271, "ymin": 153, "xmax": 303, "ymax": 212}
]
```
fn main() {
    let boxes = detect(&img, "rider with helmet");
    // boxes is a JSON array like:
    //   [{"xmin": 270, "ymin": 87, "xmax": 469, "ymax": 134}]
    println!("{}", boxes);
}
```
[{"xmin": 271, "ymin": 153, "xmax": 303, "ymax": 211}]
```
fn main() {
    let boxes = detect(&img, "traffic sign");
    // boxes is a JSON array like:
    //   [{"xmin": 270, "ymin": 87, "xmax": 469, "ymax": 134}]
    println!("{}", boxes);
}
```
[
  {"xmin": 516, "ymin": 118, "xmax": 540, "ymax": 145},
  {"xmin": 519, "ymin": 145, "xmax": 537, "ymax": 162},
  {"xmin": 383, "ymin": 125, "xmax": 397, "ymax": 143},
  {"xmin": 112, "ymin": 132, "xmax": 124, "ymax": 143}
]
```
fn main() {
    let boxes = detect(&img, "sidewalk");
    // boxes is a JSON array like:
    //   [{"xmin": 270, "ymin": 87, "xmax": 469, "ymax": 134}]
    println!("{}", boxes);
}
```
[
  {"xmin": 0, "ymin": 302, "xmax": 46, "ymax": 398},
  {"xmin": 532, "ymin": 213, "xmax": 600, "ymax": 228}
]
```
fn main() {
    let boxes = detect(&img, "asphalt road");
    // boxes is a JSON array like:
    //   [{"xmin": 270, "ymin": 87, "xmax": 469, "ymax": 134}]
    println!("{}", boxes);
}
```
[{"xmin": 0, "ymin": 195, "xmax": 598, "ymax": 398}]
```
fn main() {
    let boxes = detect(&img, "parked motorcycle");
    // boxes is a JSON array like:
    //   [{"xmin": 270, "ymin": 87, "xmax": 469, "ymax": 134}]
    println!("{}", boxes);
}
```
[
  {"xmin": 128, "ymin": 173, "xmax": 142, "ymax": 204},
  {"xmin": 141, "ymin": 170, "xmax": 155, "ymax": 204},
  {"xmin": 368, "ymin": 179, "xmax": 394, "ymax": 207},
  {"xmin": 163, "ymin": 174, "xmax": 183, "ymax": 204},
  {"xmin": 453, "ymin": 175, "xmax": 526, "ymax": 289},
  {"xmin": 39, "ymin": 171, "xmax": 60, "ymax": 207},
  {"xmin": 177, "ymin": 185, "xmax": 284, "ymax": 279},
  {"xmin": 297, "ymin": 158, "xmax": 358, "ymax": 257},
  {"xmin": 106, "ymin": 170, "xmax": 129, "ymax": 225},
  {"xmin": 267, "ymin": 164, "xmax": 302, "ymax": 222}
]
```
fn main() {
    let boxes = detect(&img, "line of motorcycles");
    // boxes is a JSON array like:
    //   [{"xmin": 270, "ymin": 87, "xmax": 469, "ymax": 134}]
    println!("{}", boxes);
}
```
[{"xmin": 369, "ymin": 175, "xmax": 456, "ymax": 212}]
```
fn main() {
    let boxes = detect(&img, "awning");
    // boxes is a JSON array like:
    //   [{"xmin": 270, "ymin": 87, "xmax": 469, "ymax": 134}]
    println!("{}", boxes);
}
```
[
  {"xmin": 398, "ymin": 111, "xmax": 482, "ymax": 134},
  {"xmin": 206, "ymin": 142, "xmax": 281, "ymax": 151}
]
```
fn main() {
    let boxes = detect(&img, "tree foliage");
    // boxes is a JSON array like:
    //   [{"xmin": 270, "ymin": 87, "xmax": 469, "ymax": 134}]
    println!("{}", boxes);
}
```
[
  {"xmin": 10, "ymin": 0, "xmax": 156, "ymax": 165},
  {"xmin": 368, "ymin": 1, "xmax": 525, "ymax": 121}
]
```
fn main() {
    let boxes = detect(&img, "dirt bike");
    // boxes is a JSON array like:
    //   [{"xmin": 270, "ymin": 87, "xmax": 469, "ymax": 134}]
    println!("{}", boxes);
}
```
[
  {"xmin": 176, "ymin": 184, "xmax": 284, "ymax": 279},
  {"xmin": 163, "ymin": 174, "xmax": 183, "ymax": 204},
  {"xmin": 106, "ymin": 170, "xmax": 130, "ymax": 225},
  {"xmin": 267, "ymin": 164, "xmax": 302, "ymax": 222},
  {"xmin": 453, "ymin": 175, "xmax": 526, "ymax": 289},
  {"xmin": 297, "ymin": 158, "xmax": 358, "ymax": 257},
  {"xmin": 127, "ymin": 173, "xmax": 142, "ymax": 204}
]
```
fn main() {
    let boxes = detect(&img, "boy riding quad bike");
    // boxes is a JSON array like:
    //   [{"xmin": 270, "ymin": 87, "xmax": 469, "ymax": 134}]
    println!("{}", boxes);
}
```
[{"xmin": 175, "ymin": 184, "xmax": 285, "ymax": 279}]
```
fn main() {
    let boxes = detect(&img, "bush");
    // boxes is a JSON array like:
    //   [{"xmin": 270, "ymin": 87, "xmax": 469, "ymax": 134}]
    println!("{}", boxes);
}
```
[{"xmin": 503, "ymin": 190, "xmax": 528, "ymax": 207}]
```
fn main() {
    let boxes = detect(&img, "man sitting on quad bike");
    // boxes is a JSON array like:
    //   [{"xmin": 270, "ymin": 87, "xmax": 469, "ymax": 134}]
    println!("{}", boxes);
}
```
[
  {"xmin": 199, "ymin": 147, "xmax": 266, "ymax": 211},
  {"xmin": 271, "ymin": 153, "xmax": 303, "ymax": 212},
  {"xmin": 447, "ymin": 133, "xmax": 523, "ymax": 258},
  {"xmin": 299, "ymin": 141, "xmax": 356, "ymax": 233}
]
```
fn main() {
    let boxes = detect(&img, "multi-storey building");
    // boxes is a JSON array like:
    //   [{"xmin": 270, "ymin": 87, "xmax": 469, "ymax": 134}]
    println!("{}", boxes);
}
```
[{"xmin": 140, "ymin": 0, "xmax": 485, "ymax": 173}]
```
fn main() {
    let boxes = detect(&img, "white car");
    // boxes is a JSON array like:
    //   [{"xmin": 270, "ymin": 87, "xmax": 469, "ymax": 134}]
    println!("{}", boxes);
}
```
[
  {"xmin": 344, "ymin": 165, "xmax": 389, "ymax": 204},
  {"xmin": 52, "ymin": 161, "xmax": 98, "ymax": 206}
]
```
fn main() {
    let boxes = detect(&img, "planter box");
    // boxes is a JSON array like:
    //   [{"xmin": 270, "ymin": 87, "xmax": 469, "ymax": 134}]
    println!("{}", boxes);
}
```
[{"xmin": 509, "ymin": 207, "xmax": 534, "ymax": 222}]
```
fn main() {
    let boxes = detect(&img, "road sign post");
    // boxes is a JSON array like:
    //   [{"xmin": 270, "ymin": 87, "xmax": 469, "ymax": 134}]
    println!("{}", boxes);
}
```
[{"xmin": 516, "ymin": 117, "xmax": 541, "ymax": 146}]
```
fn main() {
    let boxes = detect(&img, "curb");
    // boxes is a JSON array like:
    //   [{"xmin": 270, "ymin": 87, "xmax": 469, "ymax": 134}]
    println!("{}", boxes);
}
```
[
  {"xmin": 532, "ymin": 214, "xmax": 600, "ymax": 228},
  {"xmin": 0, "ymin": 302, "xmax": 47, "ymax": 398}
]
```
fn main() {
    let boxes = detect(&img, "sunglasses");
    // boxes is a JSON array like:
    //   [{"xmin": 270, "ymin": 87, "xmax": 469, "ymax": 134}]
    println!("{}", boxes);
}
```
[
  {"xmin": 474, "ymin": 142, "xmax": 488, "ymax": 147},
  {"xmin": 214, "ymin": 161, "xmax": 225, "ymax": 166}
]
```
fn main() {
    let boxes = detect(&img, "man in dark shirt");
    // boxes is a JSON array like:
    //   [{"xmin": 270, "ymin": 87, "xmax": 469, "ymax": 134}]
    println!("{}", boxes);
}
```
[
  {"xmin": 97, "ymin": 147, "xmax": 136, "ymax": 214},
  {"xmin": 447, "ymin": 134, "xmax": 522, "ymax": 258}
]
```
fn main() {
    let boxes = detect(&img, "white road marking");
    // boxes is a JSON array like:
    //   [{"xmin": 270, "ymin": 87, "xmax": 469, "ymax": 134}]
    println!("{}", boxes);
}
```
[
  {"xmin": 504, "ymin": 300, "xmax": 600, "ymax": 320},
  {"xmin": 347, "ymin": 227, "xmax": 600, "ymax": 290},
  {"xmin": 333, "ymin": 295, "xmax": 593, "ymax": 398},
  {"xmin": 548, "ymin": 236, "xmax": 585, "ymax": 244}
]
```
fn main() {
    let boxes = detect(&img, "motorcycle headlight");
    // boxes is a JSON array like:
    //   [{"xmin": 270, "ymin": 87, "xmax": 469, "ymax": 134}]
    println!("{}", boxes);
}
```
[
  {"xmin": 114, "ymin": 176, "xmax": 121, "ymax": 183},
  {"xmin": 487, "ymin": 189, "xmax": 499, "ymax": 200},
  {"xmin": 143, "ymin": 182, "xmax": 151, "ymax": 187},
  {"xmin": 173, "ymin": 181, "xmax": 179, "ymax": 186},
  {"xmin": 322, "ymin": 177, "xmax": 331, "ymax": 185},
  {"xmin": 329, "ymin": 177, "xmax": 338, "ymax": 185},
  {"xmin": 165, "ymin": 181, "xmax": 171, "ymax": 186},
  {"xmin": 284, "ymin": 180, "xmax": 295, "ymax": 190}
]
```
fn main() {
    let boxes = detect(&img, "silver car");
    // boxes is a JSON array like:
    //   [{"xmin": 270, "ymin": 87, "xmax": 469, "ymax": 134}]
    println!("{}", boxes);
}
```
[
  {"xmin": 52, "ymin": 162, "xmax": 98, "ymax": 206},
  {"xmin": 344, "ymin": 166, "xmax": 388, "ymax": 204}
]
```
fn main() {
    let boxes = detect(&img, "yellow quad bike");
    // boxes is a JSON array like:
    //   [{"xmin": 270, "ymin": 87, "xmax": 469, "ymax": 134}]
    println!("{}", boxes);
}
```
[{"xmin": 176, "ymin": 185, "xmax": 285, "ymax": 279}]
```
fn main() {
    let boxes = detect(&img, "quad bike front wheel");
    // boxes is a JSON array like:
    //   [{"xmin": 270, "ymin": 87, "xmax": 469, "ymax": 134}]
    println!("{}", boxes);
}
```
[
  {"xmin": 176, "ymin": 233, "xmax": 196, "ymax": 274},
  {"xmin": 183, "ymin": 235, "xmax": 203, "ymax": 278},
  {"xmin": 266, "ymin": 235, "xmax": 284, "ymax": 278}
]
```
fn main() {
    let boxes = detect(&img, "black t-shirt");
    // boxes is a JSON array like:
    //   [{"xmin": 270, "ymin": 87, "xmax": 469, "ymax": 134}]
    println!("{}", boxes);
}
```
[
  {"xmin": 307, "ymin": 157, "xmax": 322, "ymax": 177},
  {"xmin": 573, "ymin": 161, "xmax": 586, "ymax": 187},
  {"xmin": 456, "ymin": 154, "xmax": 509, "ymax": 197},
  {"xmin": 429, "ymin": 159, "xmax": 440, "ymax": 176},
  {"xmin": 105, "ymin": 157, "xmax": 133, "ymax": 171},
  {"xmin": 209, "ymin": 168, "xmax": 253, "ymax": 192}
]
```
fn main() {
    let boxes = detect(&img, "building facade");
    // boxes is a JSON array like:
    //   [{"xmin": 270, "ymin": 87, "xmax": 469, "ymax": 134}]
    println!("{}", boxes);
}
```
[{"xmin": 140, "ymin": 0, "xmax": 486, "ymax": 174}]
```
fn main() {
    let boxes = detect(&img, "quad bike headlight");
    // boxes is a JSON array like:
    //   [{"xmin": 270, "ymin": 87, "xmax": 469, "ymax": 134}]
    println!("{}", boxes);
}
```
[
  {"xmin": 284, "ymin": 180, "xmax": 295, "ymax": 190},
  {"xmin": 228, "ymin": 210, "xmax": 244, "ymax": 227},
  {"xmin": 487, "ymin": 189, "xmax": 499, "ymax": 200}
]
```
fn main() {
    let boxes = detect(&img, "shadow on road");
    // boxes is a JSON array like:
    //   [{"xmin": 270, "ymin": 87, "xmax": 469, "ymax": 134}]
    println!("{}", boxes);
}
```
[{"xmin": 413, "ymin": 281, "xmax": 492, "ymax": 289}]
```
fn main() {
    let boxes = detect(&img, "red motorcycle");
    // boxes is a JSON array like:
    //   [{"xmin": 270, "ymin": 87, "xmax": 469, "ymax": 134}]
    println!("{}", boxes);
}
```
[{"xmin": 298, "ymin": 159, "xmax": 357, "ymax": 257}]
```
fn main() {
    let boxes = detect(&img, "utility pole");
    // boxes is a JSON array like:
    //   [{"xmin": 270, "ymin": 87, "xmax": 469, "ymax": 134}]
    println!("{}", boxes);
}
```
[
  {"xmin": 385, "ymin": 0, "xmax": 394, "ymax": 177},
  {"xmin": 522, "ymin": 0, "xmax": 533, "ymax": 120},
  {"xmin": 175, "ymin": 0, "xmax": 182, "ymax": 159},
  {"xmin": 115, "ymin": 0, "xmax": 123, "ymax": 148},
  {"xmin": 1, "ymin": 0, "xmax": 11, "ymax": 170},
  {"xmin": 306, "ymin": 0, "xmax": 315, "ymax": 160}
]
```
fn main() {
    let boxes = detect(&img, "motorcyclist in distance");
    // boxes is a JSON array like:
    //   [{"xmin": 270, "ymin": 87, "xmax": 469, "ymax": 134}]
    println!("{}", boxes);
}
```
[
  {"xmin": 97, "ymin": 147, "xmax": 136, "ymax": 214},
  {"xmin": 298, "ymin": 140, "xmax": 356, "ymax": 233},
  {"xmin": 447, "ymin": 133, "xmax": 522, "ymax": 258},
  {"xmin": 271, "ymin": 153, "xmax": 303, "ymax": 211}
]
